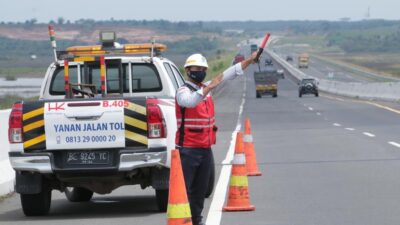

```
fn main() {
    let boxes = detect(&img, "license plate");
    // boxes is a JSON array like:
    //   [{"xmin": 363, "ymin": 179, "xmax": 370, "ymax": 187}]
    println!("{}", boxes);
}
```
[{"xmin": 66, "ymin": 151, "xmax": 110, "ymax": 165}]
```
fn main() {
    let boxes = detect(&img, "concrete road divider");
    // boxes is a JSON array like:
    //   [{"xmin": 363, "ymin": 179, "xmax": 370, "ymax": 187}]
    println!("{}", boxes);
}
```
[
  {"xmin": 266, "ymin": 49, "xmax": 400, "ymax": 102},
  {"xmin": 0, "ymin": 109, "xmax": 14, "ymax": 197}
]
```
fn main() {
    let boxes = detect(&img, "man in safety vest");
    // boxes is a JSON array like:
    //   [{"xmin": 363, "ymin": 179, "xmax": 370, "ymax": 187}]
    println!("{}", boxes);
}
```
[{"xmin": 175, "ymin": 52, "xmax": 258, "ymax": 225}]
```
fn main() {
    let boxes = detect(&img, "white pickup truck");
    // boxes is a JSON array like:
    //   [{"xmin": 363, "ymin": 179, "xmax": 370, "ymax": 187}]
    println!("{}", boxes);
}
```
[{"xmin": 8, "ymin": 31, "xmax": 214, "ymax": 216}]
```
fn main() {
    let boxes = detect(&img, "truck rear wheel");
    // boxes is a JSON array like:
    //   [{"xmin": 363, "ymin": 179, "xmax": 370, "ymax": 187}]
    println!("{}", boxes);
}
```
[
  {"xmin": 273, "ymin": 93, "xmax": 278, "ymax": 98},
  {"xmin": 155, "ymin": 189, "xmax": 169, "ymax": 212},
  {"xmin": 256, "ymin": 92, "xmax": 261, "ymax": 98},
  {"xmin": 21, "ymin": 189, "xmax": 51, "ymax": 216},
  {"xmin": 65, "ymin": 187, "xmax": 93, "ymax": 202}
]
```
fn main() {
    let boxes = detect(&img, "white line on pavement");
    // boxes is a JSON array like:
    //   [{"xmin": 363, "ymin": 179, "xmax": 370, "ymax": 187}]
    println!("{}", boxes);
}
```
[
  {"xmin": 308, "ymin": 107, "xmax": 314, "ymax": 111},
  {"xmin": 363, "ymin": 132, "xmax": 376, "ymax": 137},
  {"xmin": 333, "ymin": 123, "xmax": 341, "ymax": 127},
  {"xmin": 206, "ymin": 79, "xmax": 246, "ymax": 225},
  {"xmin": 316, "ymin": 112, "xmax": 321, "ymax": 116},
  {"xmin": 389, "ymin": 142, "xmax": 400, "ymax": 148},
  {"xmin": 345, "ymin": 128, "xmax": 355, "ymax": 131}
]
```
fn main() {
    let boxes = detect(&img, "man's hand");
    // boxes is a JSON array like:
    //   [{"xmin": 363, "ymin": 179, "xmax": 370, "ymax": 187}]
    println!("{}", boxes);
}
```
[
  {"xmin": 241, "ymin": 51, "xmax": 259, "ymax": 71},
  {"xmin": 250, "ymin": 51, "xmax": 259, "ymax": 62},
  {"xmin": 208, "ymin": 74, "xmax": 223, "ymax": 89},
  {"xmin": 202, "ymin": 74, "xmax": 223, "ymax": 96}
]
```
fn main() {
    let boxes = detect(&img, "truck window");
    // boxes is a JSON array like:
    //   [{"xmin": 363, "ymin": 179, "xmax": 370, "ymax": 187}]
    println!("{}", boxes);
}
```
[
  {"xmin": 50, "ymin": 63, "xmax": 162, "ymax": 95},
  {"xmin": 87, "ymin": 64, "xmax": 162, "ymax": 93},
  {"xmin": 171, "ymin": 65, "xmax": 185, "ymax": 87},
  {"xmin": 49, "ymin": 66, "xmax": 81, "ymax": 95},
  {"xmin": 130, "ymin": 64, "xmax": 162, "ymax": 92},
  {"xmin": 163, "ymin": 63, "xmax": 179, "ymax": 90},
  {"xmin": 88, "ymin": 65, "xmax": 121, "ymax": 94}
]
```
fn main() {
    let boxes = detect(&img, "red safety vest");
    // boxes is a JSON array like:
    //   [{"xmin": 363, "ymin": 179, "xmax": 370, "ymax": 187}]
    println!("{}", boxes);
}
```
[{"xmin": 175, "ymin": 84, "xmax": 217, "ymax": 148}]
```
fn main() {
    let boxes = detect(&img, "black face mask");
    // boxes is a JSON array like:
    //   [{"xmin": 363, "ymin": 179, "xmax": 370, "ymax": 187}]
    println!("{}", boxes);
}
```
[{"xmin": 188, "ymin": 71, "xmax": 207, "ymax": 83}]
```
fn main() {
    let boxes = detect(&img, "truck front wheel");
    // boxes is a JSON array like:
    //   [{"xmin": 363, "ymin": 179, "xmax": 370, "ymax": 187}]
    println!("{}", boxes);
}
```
[
  {"xmin": 155, "ymin": 189, "xmax": 169, "ymax": 212},
  {"xmin": 21, "ymin": 189, "xmax": 51, "ymax": 216},
  {"xmin": 65, "ymin": 187, "xmax": 93, "ymax": 202}
]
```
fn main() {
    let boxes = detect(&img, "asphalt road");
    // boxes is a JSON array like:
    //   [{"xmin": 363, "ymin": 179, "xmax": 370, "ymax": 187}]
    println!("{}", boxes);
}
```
[
  {"xmin": 219, "ymin": 62, "xmax": 400, "ymax": 225},
  {"xmin": 2, "ymin": 55, "xmax": 400, "ymax": 225}
]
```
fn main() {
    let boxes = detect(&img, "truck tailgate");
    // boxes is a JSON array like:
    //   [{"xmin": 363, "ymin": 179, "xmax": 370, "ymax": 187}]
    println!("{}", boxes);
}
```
[{"xmin": 22, "ymin": 99, "xmax": 148, "ymax": 151}]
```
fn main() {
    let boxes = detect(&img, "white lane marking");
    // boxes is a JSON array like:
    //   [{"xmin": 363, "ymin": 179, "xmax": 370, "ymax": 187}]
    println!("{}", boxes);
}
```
[
  {"xmin": 363, "ymin": 132, "xmax": 376, "ymax": 137},
  {"xmin": 389, "ymin": 142, "xmax": 400, "ymax": 148},
  {"xmin": 316, "ymin": 112, "xmax": 321, "ymax": 116},
  {"xmin": 365, "ymin": 102, "xmax": 400, "ymax": 115},
  {"xmin": 206, "ymin": 78, "xmax": 246, "ymax": 225},
  {"xmin": 308, "ymin": 107, "xmax": 314, "ymax": 111},
  {"xmin": 333, "ymin": 123, "xmax": 341, "ymax": 127},
  {"xmin": 345, "ymin": 128, "xmax": 355, "ymax": 131},
  {"xmin": 323, "ymin": 94, "xmax": 400, "ymax": 116}
]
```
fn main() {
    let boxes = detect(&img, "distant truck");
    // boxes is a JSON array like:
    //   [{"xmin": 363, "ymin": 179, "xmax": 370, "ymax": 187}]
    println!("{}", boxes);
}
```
[
  {"xmin": 250, "ymin": 44, "xmax": 258, "ymax": 53},
  {"xmin": 254, "ymin": 67, "xmax": 279, "ymax": 98},
  {"xmin": 298, "ymin": 53, "xmax": 310, "ymax": 69}
]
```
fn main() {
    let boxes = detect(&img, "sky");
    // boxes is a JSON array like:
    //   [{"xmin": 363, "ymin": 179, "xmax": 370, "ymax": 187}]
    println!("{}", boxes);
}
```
[{"xmin": 0, "ymin": 0, "xmax": 399, "ymax": 22}]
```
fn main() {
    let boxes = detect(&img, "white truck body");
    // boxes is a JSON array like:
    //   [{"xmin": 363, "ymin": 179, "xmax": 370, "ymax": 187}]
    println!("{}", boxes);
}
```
[{"xmin": 8, "ymin": 49, "xmax": 188, "ymax": 215}]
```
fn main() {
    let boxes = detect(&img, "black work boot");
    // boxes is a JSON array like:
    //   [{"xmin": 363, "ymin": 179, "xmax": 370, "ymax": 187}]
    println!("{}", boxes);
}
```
[{"xmin": 192, "ymin": 217, "xmax": 204, "ymax": 225}]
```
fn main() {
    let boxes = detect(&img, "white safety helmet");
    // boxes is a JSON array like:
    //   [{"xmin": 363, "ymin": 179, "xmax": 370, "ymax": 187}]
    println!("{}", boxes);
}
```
[{"xmin": 184, "ymin": 53, "xmax": 208, "ymax": 68}]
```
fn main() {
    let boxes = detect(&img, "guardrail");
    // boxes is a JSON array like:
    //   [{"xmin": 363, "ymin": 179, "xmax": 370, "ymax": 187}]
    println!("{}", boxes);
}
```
[
  {"xmin": 267, "ymin": 50, "xmax": 400, "ymax": 102},
  {"xmin": 0, "ymin": 109, "xmax": 14, "ymax": 197}
]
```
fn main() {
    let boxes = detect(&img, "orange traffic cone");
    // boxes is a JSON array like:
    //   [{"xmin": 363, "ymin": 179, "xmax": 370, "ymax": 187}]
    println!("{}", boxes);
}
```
[
  {"xmin": 223, "ymin": 132, "xmax": 255, "ymax": 212},
  {"xmin": 167, "ymin": 149, "xmax": 192, "ymax": 225},
  {"xmin": 244, "ymin": 118, "xmax": 262, "ymax": 176}
]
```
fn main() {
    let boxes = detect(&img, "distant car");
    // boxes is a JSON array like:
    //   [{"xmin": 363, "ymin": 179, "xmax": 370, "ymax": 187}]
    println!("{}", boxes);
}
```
[
  {"xmin": 233, "ymin": 54, "xmax": 245, "ymax": 64},
  {"xmin": 298, "ymin": 78, "xmax": 319, "ymax": 97},
  {"xmin": 286, "ymin": 56, "xmax": 293, "ymax": 62},
  {"xmin": 265, "ymin": 58, "xmax": 273, "ymax": 66},
  {"xmin": 277, "ymin": 69, "xmax": 285, "ymax": 79}
]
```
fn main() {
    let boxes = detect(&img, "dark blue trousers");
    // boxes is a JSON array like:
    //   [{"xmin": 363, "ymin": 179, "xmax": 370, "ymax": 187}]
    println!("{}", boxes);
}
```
[{"xmin": 179, "ymin": 147, "xmax": 212, "ymax": 225}]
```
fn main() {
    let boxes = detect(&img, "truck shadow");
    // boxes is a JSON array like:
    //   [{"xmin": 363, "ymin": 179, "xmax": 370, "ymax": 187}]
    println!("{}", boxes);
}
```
[{"xmin": 0, "ymin": 195, "xmax": 162, "ymax": 222}]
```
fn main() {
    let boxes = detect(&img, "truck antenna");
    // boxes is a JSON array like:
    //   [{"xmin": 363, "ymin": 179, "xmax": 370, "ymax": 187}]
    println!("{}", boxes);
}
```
[
  {"xmin": 151, "ymin": 36, "xmax": 155, "ymax": 60},
  {"xmin": 48, "ymin": 25, "xmax": 58, "ymax": 62}
]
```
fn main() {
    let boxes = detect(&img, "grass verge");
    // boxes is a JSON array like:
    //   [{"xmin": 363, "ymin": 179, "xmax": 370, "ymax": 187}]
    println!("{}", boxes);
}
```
[
  {"xmin": 206, "ymin": 51, "xmax": 237, "ymax": 80},
  {"xmin": 0, "ymin": 95, "xmax": 38, "ymax": 110},
  {"xmin": 0, "ymin": 193, "xmax": 14, "ymax": 202},
  {"xmin": 275, "ymin": 34, "xmax": 400, "ymax": 78},
  {"xmin": 0, "ymin": 67, "xmax": 45, "ymax": 78}
]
